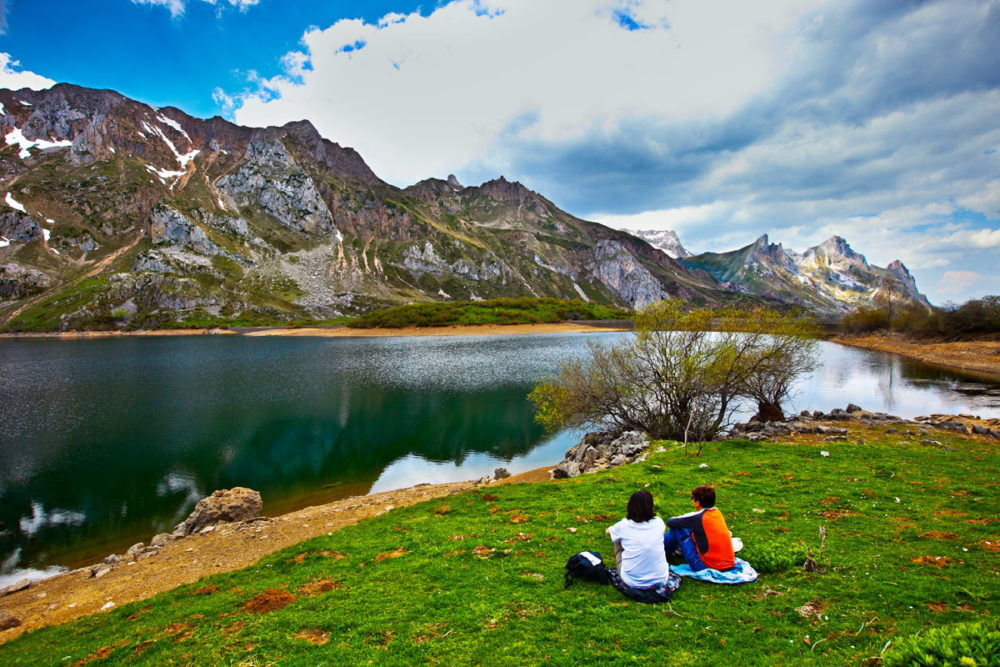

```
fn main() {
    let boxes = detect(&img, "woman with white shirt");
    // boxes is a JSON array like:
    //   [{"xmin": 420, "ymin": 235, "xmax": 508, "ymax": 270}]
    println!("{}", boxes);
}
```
[{"xmin": 605, "ymin": 489, "xmax": 669, "ymax": 589}]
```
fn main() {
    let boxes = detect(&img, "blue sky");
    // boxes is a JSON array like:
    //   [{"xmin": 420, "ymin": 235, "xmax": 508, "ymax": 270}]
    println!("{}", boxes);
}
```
[{"xmin": 1, "ymin": 0, "xmax": 998, "ymax": 304}]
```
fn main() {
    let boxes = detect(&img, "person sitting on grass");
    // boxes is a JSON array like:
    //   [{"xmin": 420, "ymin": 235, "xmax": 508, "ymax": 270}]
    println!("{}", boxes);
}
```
[
  {"xmin": 663, "ymin": 485, "xmax": 735, "ymax": 572},
  {"xmin": 605, "ymin": 489, "xmax": 669, "ymax": 589}
]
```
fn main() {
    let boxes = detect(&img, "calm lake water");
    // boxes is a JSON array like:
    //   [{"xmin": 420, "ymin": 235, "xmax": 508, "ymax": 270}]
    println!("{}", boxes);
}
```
[{"xmin": 1, "ymin": 332, "xmax": 998, "ymax": 583}]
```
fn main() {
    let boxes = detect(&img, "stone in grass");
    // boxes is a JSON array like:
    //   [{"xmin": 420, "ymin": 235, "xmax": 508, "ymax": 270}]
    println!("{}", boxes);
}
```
[
  {"xmin": 0, "ymin": 609, "xmax": 21, "ymax": 630},
  {"xmin": 494, "ymin": 468, "xmax": 511, "ymax": 480},
  {"xmin": 174, "ymin": 487, "xmax": 263, "ymax": 537}
]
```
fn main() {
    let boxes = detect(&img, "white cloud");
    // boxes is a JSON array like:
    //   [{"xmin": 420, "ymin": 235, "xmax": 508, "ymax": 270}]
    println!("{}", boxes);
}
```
[
  {"xmin": 228, "ymin": 0, "xmax": 822, "ymax": 186},
  {"xmin": 131, "ymin": 0, "xmax": 259, "ymax": 18},
  {"xmin": 0, "ymin": 53, "xmax": 54, "ymax": 91},
  {"xmin": 957, "ymin": 179, "xmax": 1000, "ymax": 217},
  {"xmin": 937, "ymin": 270, "xmax": 1000, "ymax": 298}
]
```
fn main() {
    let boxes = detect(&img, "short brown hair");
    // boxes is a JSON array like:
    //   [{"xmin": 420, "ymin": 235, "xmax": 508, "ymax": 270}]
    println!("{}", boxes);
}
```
[
  {"xmin": 692, "ymin": 485, "xmax": 716, "ymax": 508},
  {"xmin": 626, "ymin": 489, "xmax": 655, "ymax": 522}
]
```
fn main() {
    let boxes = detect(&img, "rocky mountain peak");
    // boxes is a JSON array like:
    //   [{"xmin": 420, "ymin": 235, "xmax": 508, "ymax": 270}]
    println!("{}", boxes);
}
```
[
  {"xmin": 745, "ymin": 233, "xmax": 795, "ymax": 271},
  {"xmin": 623, "ymin": 229, "xmax": 691, "ymax": 258},
  {"xmin": 446, "ymin": 174, "xmax": 462, "ymax": 189}
]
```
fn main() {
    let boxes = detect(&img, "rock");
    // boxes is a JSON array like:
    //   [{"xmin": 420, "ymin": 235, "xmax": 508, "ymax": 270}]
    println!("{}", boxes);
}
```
[
  {"xmin": 125, "ymin": 542, "xmax": 145, "ymax": 559},
  {"xmin": 0, "ymin": 578, "xmax": 31, "ymax": 597},
  {"xmin": 611, "ymin": 431, "xmax": 649, "ymax": 457},
  {"xmin": 846, "ymin": 403, "xmax": 863, "ymax": 413},
  {"xmin": 103, "ymin": 554, "xmax": 122, "ymax": 565},
  {"xmin": 150, "ymin": 533, "xmax": 170, "ymax": 547},
  {"xmin": 175, "ymin": 487, "xmax": 263, "ymax": 536},
  {"xmin": 89, "ymin": 565, "xmax": 112, "ymax": 579},
  {"xmin": 551, "ymin": 461, "xmax": 581, "ymax": 479},
  {"xmin": 493, "ymin": 467, "xmax": 510, "ymax": 480},
  {"xmin": 609, "ymin": 454, "xmax": 627, "ymax": 467},
  {"xmin": 0, "ymin": 609, "xmax": 22, "ymax": 630},
  {"xmin": 934, "ymin": 421, "xmax": 969, "ymax": 434},
  {"xmin": 971, "ymin": 425, "xmax": 990, "ymax": 436}
]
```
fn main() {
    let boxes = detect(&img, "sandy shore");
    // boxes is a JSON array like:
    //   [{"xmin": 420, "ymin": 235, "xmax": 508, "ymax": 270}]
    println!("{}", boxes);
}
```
[
  {"xmin": 0, "ymin": 467, "xmax": 553, "ymax": 644},
  {"xmin": 830, "ymin": 333, "xmax": 1000, "ymax": 380},
  {"xmin": 0, "ymin": 321, "xmax": 628, "ymax": 341}
]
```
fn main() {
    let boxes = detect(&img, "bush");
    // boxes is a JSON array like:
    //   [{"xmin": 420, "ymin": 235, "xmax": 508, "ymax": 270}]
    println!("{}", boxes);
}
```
[
  {"xmin": 881, "ymin": 619, "xmax": 1000, "ymax": 667},
  {"xmin": 739, "ymin": 536, "xmax": 805, "ymax": 574},
  {"xmin": 529, "ymin": 301, "xmax": 819, "ymax": 441}
]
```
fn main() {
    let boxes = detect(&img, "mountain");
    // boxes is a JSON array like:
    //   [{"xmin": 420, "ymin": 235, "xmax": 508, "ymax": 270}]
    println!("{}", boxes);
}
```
[
  {"xmin": 681, "ymin": 233, "xmax": 930, "ymax": 315},
  {"xmin": 0, "ymin": 84, "xmax": 761, "ymax": 331},
  {"xmin": 623, "ymin": 229, "xmax": 690, "ymax": 258}
]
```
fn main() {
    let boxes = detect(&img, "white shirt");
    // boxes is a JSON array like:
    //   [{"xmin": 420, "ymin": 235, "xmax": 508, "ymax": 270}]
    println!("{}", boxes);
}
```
[{"xmin": 607, "ymin": 516, "xmax": 669, "ymax": 588}]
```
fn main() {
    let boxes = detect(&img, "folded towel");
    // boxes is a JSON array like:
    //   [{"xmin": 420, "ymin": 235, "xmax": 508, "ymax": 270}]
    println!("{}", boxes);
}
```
[{"xmin": 671, "ymin": 557, "xmax": 758, "ymax": 584}]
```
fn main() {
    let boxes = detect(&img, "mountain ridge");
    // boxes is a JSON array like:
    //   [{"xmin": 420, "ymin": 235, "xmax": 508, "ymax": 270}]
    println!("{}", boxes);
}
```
[{"xmin": 0, "ymin": 83, "xmax": 924, "ymax": 331}]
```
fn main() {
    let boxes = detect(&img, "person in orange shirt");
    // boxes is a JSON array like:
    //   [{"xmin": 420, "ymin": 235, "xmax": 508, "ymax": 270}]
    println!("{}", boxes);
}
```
[{"xmin": 662, "ymin": 485, "xmax": 735, "ymax": 572}]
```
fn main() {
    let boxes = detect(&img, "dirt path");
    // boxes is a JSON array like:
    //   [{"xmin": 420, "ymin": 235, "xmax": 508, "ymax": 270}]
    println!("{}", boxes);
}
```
[
  {"xmin": 831, "ymin": 333, "xmax": 1000, "ymax": 380},
  {"xmin": 0, "ymin": 468, "xmax": 552, "ymax": 644},
  {"xmin": 1, "ymin": 233, "xmax": 144, "ymax": 328}
]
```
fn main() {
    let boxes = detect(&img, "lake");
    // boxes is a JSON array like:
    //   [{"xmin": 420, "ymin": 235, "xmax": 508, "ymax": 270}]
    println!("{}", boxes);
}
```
[{"xmin": 1, "ymin": 332, "xmax": 998, "ymax": 584}]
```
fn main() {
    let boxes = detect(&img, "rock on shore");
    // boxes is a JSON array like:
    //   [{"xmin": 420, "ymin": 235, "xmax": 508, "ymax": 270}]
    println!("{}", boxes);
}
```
[{"xmin": 552, "ymin": 430, "xmax": 650, "ymax": 478}]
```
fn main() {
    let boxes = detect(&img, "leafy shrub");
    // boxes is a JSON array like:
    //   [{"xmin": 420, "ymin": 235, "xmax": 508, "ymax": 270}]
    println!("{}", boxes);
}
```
[
  {"xmin": 881, "ymin": 619, "xmax": 1000, "ymax": 667},
  {"xmin": 739, "ymin": 536, "xmax": 805, "ymax": 574}
]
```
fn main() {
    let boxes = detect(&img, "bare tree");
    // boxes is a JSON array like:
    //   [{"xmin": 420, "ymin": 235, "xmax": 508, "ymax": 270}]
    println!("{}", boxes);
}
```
[{"xmin": 529, "ymin": 300, "xmax": 820, "ymax": 442}]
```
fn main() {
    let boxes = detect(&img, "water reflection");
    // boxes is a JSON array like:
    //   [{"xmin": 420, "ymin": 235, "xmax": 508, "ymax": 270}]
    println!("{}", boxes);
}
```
[{"xmin": 0, "ymin": 333, "xmax": 997, "ymax": 580}]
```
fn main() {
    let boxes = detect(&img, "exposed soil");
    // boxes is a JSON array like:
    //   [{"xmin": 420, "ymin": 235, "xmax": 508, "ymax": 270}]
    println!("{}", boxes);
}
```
[
  {"xmin": 830, "ymin": 332, "xmax": 1000, "ymax": 380},
  {"xmin": 0, "ymin": 467, "xmax": 552, "ymax": 643}
]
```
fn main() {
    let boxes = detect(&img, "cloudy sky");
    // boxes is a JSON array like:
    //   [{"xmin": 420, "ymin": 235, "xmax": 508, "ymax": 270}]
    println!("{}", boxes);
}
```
[{"xmin": 1, "ymin": 0, "xmax": 998, "ymax": 304}]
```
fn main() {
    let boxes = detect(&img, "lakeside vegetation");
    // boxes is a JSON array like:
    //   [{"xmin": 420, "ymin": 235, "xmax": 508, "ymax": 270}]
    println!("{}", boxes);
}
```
[
  {"xmin": 1, "ymin": 426, "xmax": 996, "ymax": 665},
  {"xmin": 347, "ymin": 297, "xmax": 630, "ymax": 329},
  {"xmin": 842, "ymin": 295, "xmax": 1000, "ymax": 337}
]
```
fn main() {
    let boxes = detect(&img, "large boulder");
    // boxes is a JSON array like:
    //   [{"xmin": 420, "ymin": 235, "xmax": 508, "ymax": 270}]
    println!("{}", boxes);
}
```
[
  {"xmin": 551, "ymin": 430, "xmax": 649, "ymax": 478},
  {"xmin": 174, "ymin": 487, "xmax": 262, "ymax": 536}
]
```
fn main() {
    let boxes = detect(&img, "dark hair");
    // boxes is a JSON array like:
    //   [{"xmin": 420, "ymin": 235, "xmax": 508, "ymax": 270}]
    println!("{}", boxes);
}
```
[
  {"xmin": 692, "ymin": 485, "xmax": 716, "ymax": 508},
  {"xmin": 626, "ymin": 489, "xmax": 655, "ymax": 522}
]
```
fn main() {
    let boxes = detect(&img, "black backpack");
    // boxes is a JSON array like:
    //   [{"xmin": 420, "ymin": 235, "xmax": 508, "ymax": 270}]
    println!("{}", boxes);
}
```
[{"xmin": 564, "ymin": 551, "xmax": 611, "ymax": 587}]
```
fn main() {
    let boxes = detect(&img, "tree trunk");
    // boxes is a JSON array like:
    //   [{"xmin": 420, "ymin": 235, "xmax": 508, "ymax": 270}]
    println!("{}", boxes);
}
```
[{"xmin": 754, "ymin": 401, "xmax": 785, "ymax": 423}]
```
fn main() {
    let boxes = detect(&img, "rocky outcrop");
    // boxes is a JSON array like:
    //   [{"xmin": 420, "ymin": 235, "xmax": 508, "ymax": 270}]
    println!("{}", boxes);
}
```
[
  {"xmin": 0, "ymin": 212, "xmax": 42, "ymax": 243},
  {"xmin": 216, "ymin": 133, "xmax": 339, "ymax": 239},
  {"xmin": 149, "ymin": 206, "xmax": 222, "ymax": 256},
  {"xmin": 0, "ymin": 263, "xmax": 50, "ymax": 300},
  {"xmin": 552, "ymin": 430, "xmax": 650, "ymax": 478},
  {"xmin": 589, "ymin": 240, "xmax": 669, "ymax": 309},
  {"xmin": 173, "ymin": 487, "xmax": 263, "ymax": 537}
]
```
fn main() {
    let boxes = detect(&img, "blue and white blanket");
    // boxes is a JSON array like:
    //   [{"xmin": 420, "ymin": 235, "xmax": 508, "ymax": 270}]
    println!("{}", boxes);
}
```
[{"xmin": 671, "ymin": 557, "xmax": 758, "ymax": 584}]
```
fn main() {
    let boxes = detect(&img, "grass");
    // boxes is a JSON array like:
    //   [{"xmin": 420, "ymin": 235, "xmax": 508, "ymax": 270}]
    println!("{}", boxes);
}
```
[
  {"xmin": 348, "ymin": 297, "xmax": 630, "ymax": 329},
  {"xmin": 0, "ymin": 425, "xmax": 996, "ymax": 665}
]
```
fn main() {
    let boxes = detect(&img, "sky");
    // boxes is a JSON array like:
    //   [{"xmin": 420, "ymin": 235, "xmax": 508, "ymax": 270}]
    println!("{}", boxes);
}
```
[{"xmin": 0, "ymin": 0, "xmax": 998, "ymax": 304}]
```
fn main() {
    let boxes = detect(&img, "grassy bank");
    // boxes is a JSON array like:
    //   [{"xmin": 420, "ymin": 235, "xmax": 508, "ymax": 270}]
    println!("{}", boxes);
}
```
[
  {"xmin": 1, "ymin": 427, "xmax": 997, "ymax": 665},
  {"xmin": 347, "ymin": 297, "xmax": 630, "ymax": 329}
]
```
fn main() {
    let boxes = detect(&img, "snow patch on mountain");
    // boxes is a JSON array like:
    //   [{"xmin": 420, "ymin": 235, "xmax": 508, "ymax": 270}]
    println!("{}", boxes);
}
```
[{"xmin": 624, "ymin": 228, "xmax": 691, "ymax": 258}]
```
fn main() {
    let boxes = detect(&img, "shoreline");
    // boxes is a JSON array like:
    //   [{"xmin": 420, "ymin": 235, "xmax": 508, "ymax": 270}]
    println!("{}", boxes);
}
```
[
  {"xmin": 0, "ymin": 466, "xmax": 554, "ymax": 644},
  {"xmin": 0, "ymin": 321, "xmax": 629, "ymax": 341},
  {"xmin": 830, "ymin": 332, "xmax": 1000, "ymax": 381}
]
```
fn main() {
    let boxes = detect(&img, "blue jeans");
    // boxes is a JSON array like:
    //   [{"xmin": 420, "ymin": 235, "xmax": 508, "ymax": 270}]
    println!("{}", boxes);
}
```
[{"xmin": 663, "ymin": 527, "xmax": 708, "ymax": 571}]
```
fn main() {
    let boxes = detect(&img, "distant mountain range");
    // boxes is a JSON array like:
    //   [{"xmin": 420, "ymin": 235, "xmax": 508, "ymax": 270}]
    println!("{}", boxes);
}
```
[
  {"xmin": 631, "ymin": 230, "xmax": 928, "ymax": 315},
  {"xmin": 0, "ymin": 84, "xmax": 927, "ymax": 331}
]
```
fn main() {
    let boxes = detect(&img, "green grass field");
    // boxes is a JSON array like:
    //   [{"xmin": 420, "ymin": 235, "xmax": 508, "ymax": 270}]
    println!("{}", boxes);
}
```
[{"xmin": 1, "ymin": 426, "xmax": 996, "ymax": 665}]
